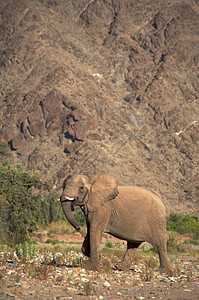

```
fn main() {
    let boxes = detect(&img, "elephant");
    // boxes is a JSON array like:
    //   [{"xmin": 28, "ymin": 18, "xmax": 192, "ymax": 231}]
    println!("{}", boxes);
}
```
[{"xmin": 60, "ymin": 173, "xmax": 170, "ymax": 272}]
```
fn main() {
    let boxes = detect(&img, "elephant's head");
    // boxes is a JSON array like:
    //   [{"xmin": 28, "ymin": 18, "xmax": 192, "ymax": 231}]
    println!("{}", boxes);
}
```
[{"xmin": 60, "ymin": 174, "xmax": 119, "ymax": 230}]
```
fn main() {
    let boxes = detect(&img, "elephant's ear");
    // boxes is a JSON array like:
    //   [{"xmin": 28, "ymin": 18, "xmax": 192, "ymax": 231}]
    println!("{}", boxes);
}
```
[{"xmin": 87, "ymin": 174, "xmax": 119, "ymax": 212}]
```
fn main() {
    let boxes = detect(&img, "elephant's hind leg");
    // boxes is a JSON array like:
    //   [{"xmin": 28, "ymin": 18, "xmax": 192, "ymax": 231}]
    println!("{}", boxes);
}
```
[
  {"xmin": 153, "ymin": 235, "xmax": 170, "ymax": 273},
  {"xmin": 157, "ymin": 244, "xmax": 170, "ymax": 274},
  {"xmin": 116, "ymin": 242, "xmax": 142, "ymax": 271}
]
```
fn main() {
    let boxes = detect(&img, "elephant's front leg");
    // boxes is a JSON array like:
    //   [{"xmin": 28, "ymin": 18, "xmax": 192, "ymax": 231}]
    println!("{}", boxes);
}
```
[
  {"xmin": 88, "ymin": 208, "xmax": 110, "ymax": 269},
  {"xmin": 89, "ymin": 226, "xmax": 102, "ymax": 268}
]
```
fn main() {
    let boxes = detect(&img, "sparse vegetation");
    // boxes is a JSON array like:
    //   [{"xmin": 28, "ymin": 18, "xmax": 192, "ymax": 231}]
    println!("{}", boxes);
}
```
[
  {"xmin": 0, "ymin": 231, "xmax": 199, "ymax": 299},
  {"xmin": 24, "ymin": 262, "xmax": 54, "ymax": 280},
  {"xmin": 102, "ymin": 245, "xmax": 125, "ymax": 261},
  {"xmin": 45, "ymin": 238, "xmax": 62, "ymax": 245},
  {"xmin": 46, "ymin": 220, "xmax": 78, "ymax": 235},
  {"xmin": 167, "ymin": 232, "xmax": 190, "ymax": 254},
  {"xmin": 167, "ymin": 212, "xmax": 199, "ymax": 239},
  {"xmin": 15, "ymin": 241, "xmax": 38, "ymax": 261}
]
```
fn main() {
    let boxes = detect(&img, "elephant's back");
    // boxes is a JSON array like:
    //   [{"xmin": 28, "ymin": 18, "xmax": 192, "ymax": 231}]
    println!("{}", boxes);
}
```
[{"xmin": 116, "ymin": 185, "xmax": 165, "ymax": 213}]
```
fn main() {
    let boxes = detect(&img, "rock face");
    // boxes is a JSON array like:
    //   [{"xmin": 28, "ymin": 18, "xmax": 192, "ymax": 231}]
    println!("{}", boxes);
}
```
[{"xmin": 0, "ymin": 0, "xmax": 198, "ymax": 214}]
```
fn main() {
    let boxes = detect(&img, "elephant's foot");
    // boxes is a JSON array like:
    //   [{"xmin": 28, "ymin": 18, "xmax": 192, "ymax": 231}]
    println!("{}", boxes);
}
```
[
  {"xmin": 85, "ymin": 260, "xmax": 101, "ymax": 272},
  {"xmin": 116, "ymin": 243, "xmax": 138, "ymax": 271},
  {"xmin": 115, "ymin": 262, "xmax": 131, "ymax": 271}
]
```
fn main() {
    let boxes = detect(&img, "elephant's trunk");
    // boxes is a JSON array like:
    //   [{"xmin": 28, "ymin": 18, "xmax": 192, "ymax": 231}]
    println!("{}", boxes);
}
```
[{"xmin": 61, "ymin": 200, "xmax": 80, "ymax": 231}]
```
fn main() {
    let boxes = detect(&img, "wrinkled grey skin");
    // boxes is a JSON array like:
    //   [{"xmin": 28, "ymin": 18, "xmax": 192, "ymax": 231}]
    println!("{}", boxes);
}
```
[{"xmin": 60, "ymin": 174, "xmax": 170, "ymax": 272}]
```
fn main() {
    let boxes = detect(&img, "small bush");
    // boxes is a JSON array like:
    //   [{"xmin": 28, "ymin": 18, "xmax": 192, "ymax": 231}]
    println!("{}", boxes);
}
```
[
  {"xmin": 15, "ymin": 242, "xmax": 38, "ymax": 261},
  {"xmin": 24, "ymin": 263, "xmax": 53, "ymax": 280},
  {"xmin": 45, "ymin": 238, "xmax": 60, "ymax": 245},
  {"xmin": 140, "ymin": 256, "xmax": 158, "ymax": 282}
]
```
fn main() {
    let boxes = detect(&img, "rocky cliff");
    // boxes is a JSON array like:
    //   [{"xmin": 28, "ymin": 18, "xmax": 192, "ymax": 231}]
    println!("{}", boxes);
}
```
[{"xmin": 0, "ymin": 0, "xmax": 198, "ymax": 214}]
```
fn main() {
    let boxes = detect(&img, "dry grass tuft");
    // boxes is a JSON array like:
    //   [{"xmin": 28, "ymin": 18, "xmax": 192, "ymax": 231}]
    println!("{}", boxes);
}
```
[
  {"xmin": 168, "ymin": 265, "xmax": 181, "ymax": 277},
  {"xmin": 100, "ymin": 257, "xmax": 112, "ymax": 273},
  {"xmin": 24, "ymin": 262, "xmax": 54, "ymax": 280},
  {"xmin": 140, "ymin": 256, "xmax": 158, "ymax": 282},
  {"xmin": 83, "ymin": 281, "xmax": 96, "ymax": 296}
]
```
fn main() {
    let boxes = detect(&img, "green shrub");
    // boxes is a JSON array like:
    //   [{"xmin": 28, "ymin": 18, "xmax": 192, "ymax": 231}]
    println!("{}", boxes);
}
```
[
  {"xmin": 34, "ymin": 194, "xmax": 63, "ymax": 226},
  {"xmin": 167, "ymin": 212, "xmax": 199, "ymax": 239},
  {"xmin": 15, "ymin": 241, "xmax": 38, "ymax": 261},
  {"xmin": 0, "ymin": 162, "xmax": 42, "ymax": 244},
  {"xmin": 0, "ymin": 161, "xmax": 61, "ymax": 245}
]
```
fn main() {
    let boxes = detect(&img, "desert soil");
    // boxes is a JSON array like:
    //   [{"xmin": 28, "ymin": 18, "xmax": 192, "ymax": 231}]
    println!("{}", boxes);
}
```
[{"xmin": 1, "ymin": 233, "xmax": 199, "ymax": 300}]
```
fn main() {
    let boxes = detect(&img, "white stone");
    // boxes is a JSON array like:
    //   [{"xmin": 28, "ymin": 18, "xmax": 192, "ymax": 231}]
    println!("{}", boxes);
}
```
[
  {"xmin": 168, "ymin": 277, "xmax": 176, "ymax": 282},
  {"xmin": 104, "ymin": 281, "xmax": 110, "ymax": 287},
  {"xmin": 80, "ymin": 268, "xmax": 86, "ymax": 273},
  {"xmin": 81, "ymin": 278, "xmax": 89, "ymax": 283}
]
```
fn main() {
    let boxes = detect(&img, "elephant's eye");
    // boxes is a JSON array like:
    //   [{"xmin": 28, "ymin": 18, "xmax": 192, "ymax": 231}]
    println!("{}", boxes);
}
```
[{"xmin": 79, "ymin": 185, "xmax": 84, "ymax": 191}]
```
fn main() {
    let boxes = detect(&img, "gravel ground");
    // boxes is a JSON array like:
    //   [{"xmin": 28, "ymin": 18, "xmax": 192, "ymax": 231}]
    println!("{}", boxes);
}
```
[{"xmin": 1, "ymin": 250, "xmax": 199, "ymax": 300}]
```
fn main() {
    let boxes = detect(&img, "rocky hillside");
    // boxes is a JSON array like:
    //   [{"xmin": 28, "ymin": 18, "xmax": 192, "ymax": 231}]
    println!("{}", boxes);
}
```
[{"xmin": 0, "ymin": 0, "xmax": 198, "ymax": 214}]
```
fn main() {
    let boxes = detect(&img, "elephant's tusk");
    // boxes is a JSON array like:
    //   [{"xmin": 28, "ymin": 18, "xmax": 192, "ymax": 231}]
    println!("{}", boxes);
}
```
[{"xmin": 65, "ymin": 196, "xmax": 75, "ymax": 201}]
